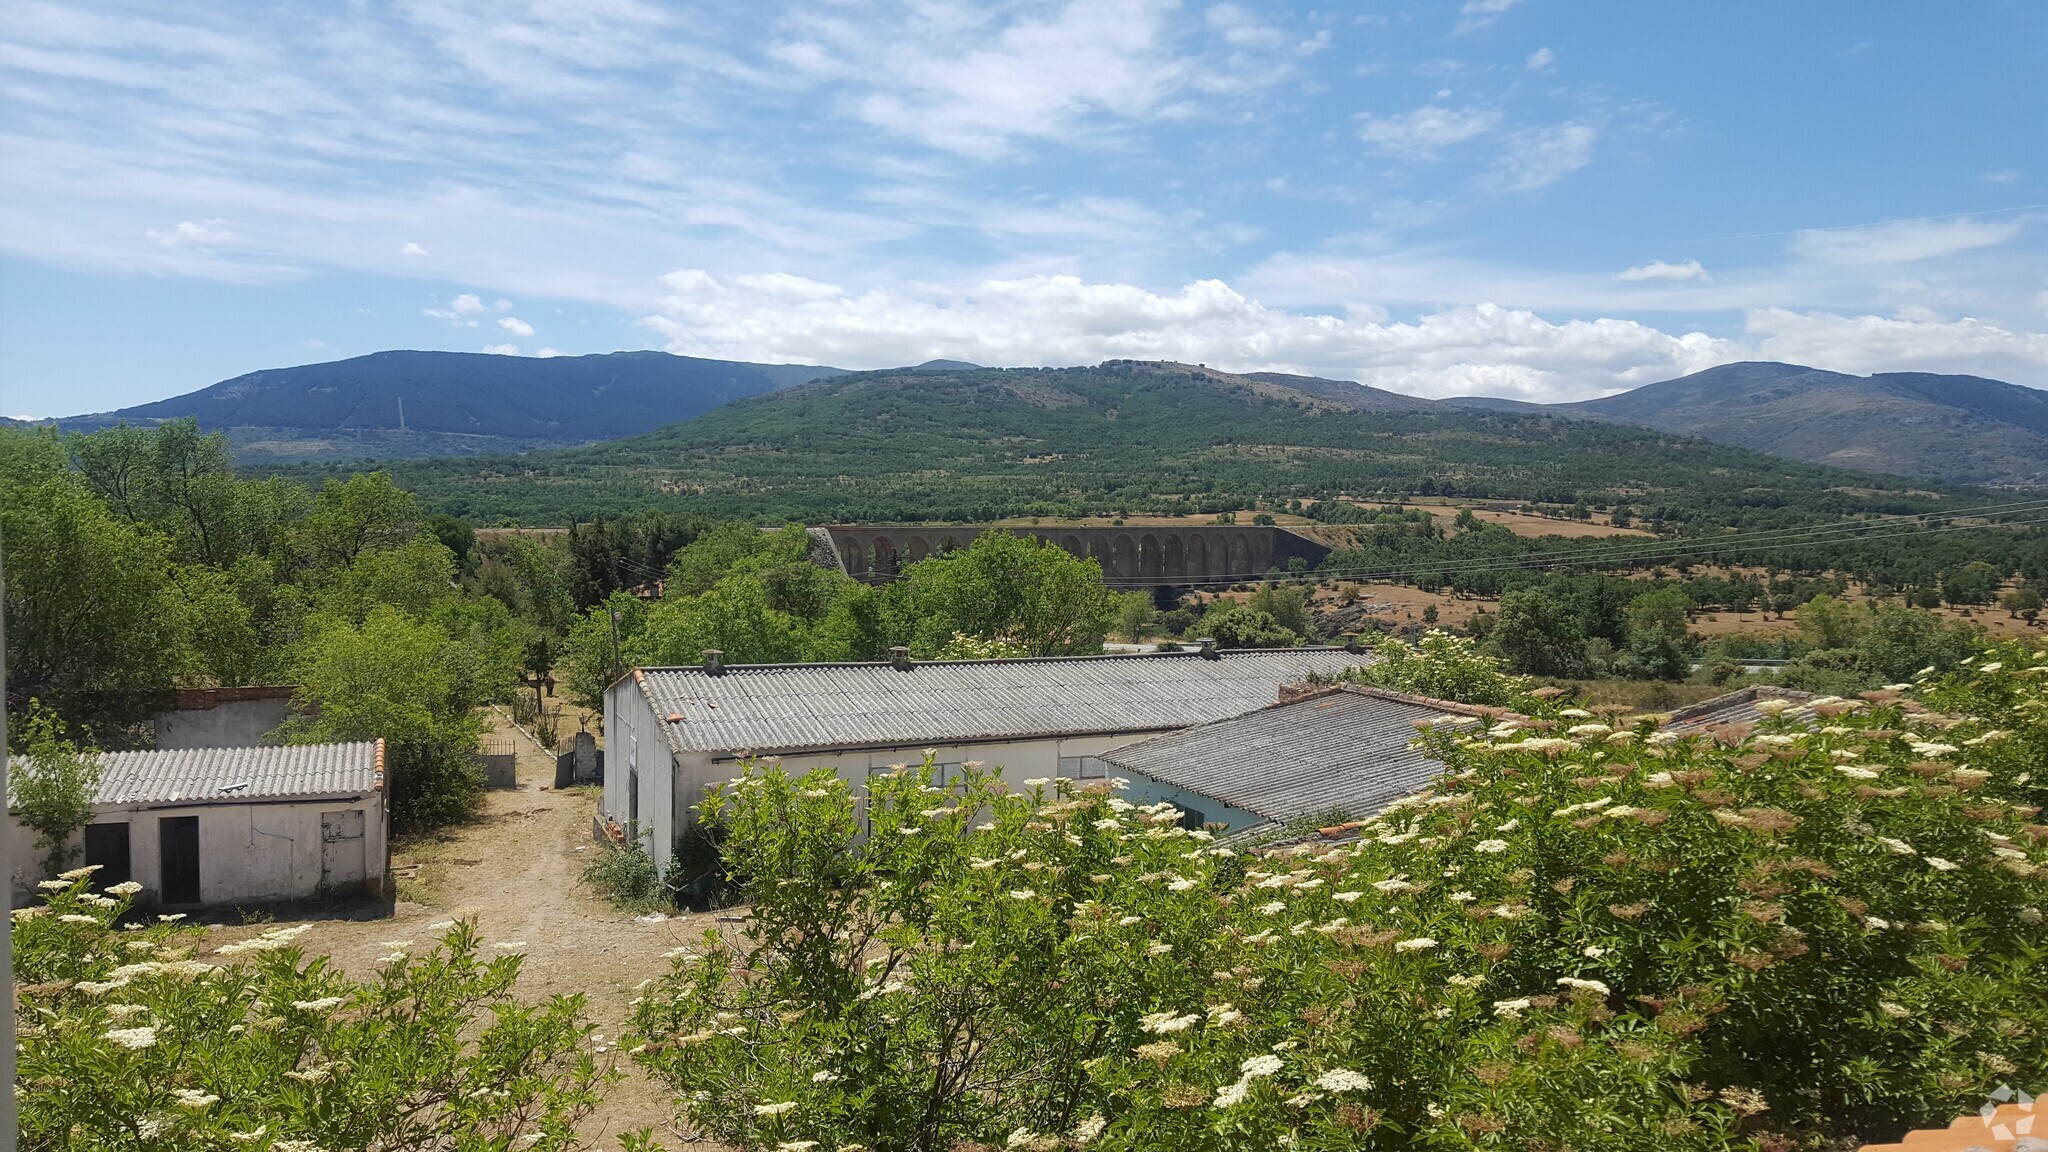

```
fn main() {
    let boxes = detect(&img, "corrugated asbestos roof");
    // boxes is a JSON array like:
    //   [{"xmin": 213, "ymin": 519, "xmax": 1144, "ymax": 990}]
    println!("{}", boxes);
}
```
[
  {"xmin": 634, "ymin": 649, "xmax": 1373, "ymax": 756},
  {"xmin": 1100, "ymin": 686, "xmax": 1491, "ymax": 824},
  {"xmin": 11, "ymin": 741, "xmax": 383, "ymax": 807},
  {"xmin": 1665, "ymin": 686, "xmax": 1819, "ymax": 733}
]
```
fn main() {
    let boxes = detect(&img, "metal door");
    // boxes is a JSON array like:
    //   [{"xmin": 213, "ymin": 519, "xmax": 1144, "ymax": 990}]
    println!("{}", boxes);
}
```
[
  {"xmin": 321, "ymin": 809, "xmax": 366, "ymax": 890},
  {"xmin": 159, "ymin": 816, "xmax": 201, "ymax": 905},
  {"xmin": 84, "ymin": 822, "xmax": 132, "ymax": 887}
]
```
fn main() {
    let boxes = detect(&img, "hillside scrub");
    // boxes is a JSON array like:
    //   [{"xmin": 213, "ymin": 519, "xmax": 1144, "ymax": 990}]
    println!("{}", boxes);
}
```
[
  {"xmin": 627, "ymin": 654, "xmax": 2047, "ymax": 1151},
  {"xmin": 14, "ymin": 878, "xmax": 614, "ymax": 1150}
]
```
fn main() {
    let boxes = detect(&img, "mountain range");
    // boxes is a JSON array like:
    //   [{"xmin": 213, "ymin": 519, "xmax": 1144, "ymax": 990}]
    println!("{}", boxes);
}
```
[
  {"xmin": 24, "ymin": 349, "xmax": 2048, "ymax": 489},
  {"xmin": 36, "ymin": 350, "xmax": 843, "ymax": 461}
]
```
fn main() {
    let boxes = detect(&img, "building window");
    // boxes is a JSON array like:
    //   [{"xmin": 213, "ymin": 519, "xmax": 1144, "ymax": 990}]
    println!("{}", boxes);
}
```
[
  {"xmin": 934, "ymin": 761, "xmax": 963, "ymax": 787},
  {"xmin": 1178, "ymin": 807, "xmax": 1206, "ymax": 832},
  {"xmin": 1061, "ymin": 756, "xmax": 1108, "ymax": 779}
]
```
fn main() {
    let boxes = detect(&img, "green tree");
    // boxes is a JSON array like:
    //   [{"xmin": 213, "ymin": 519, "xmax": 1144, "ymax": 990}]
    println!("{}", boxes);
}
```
[
  {"xmin": 1490, "ymin": 589, "xmax": 1590, "ymax": 677},
  {"xmin": 300, "ymin": 471, "xmax": 421, "ymax": 568},
  {"xmin": 1114, "ymin": 591, "xmax": 1157, "ymax": 643},
  {"xmin": 1617, "ymin": 587, "xmax": 1694, "ymax": 680},
  {"xmin": 634, "ymin": 575, "xmax": 807, "ymax": 667},
  {"xmin": 1999, "ymin": 585, "xmax": 2043, "ymax": 620},
  {"xmin": 9, "ymin": 704, "xmax": 104, "ymax": 876},
  {"xmin": 1197, "ymin": 604, "xmax": 1301, "ymax": 648},
  {"xmin": 1244, "ymin": 583, "xmax": 1312, "ymax": 638},
  {"xmin": 283, "ymin": 606, "xmax": 489, "ymax": 832},
  {"xmin": 1796, "ymin": 593, "xmax": 1866, "ymax": 650},
  {"xmin": 1940, "ymin": 560, "xmax": 2003, "ymax": 607},
  {"xmin": 889, "ymin": 532, "xmax": 1113, "ymax": 657}
]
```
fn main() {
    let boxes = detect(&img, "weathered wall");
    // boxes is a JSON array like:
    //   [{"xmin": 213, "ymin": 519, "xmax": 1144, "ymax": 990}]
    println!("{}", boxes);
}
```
[
  {"xmin": 152, "ymin": 691, "xmax": 297, "ymax": 749},
  {"xmin": 602, "ymin": 673, "xmax": 671, "ymax": 861},
  {"xmin": 8, "ymin": 791, "xmax": 387, "ymax": 909},
  {"xmin": 824, "ymin": 524, "xmax": 1331, "ymax": 587}
]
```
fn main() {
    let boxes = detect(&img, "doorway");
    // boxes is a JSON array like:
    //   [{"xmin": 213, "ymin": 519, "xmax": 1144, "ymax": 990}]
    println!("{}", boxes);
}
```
[
  {"xmin": 84, "ymin": 822, "xmax": 132, "ymax": 887},
  {"xmin": 159, "ymin": 815, "xmax": 201, "ymax": 905}
]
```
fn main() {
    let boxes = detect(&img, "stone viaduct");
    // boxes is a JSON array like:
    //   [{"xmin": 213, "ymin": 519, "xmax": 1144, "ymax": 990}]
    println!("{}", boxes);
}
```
[{"xmin": 815, "ymin": 524, "xmax": 1332, "ymax": 587}]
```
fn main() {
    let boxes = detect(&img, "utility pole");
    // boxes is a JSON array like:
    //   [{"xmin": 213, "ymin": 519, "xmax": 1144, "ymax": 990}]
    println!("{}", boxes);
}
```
[
  {"xmin": 397, "ymin": 395, "xmax": 405, "ymax": 433},
  {"xmin": 608, "ymin": 607, "xmax": 623, "ymax": 681}
]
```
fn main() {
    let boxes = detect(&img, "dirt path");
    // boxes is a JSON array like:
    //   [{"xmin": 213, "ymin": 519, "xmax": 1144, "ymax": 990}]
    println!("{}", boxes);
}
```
[{"xmin": 212, "ymin": 719, "xmax": 725, "ymax": 1147}]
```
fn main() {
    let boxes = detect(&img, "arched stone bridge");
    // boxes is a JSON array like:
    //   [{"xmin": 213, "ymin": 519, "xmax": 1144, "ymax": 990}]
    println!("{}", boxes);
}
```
[{"xmin": 816, "ymin": 524, "xmax": 1332, "ymax": 587}]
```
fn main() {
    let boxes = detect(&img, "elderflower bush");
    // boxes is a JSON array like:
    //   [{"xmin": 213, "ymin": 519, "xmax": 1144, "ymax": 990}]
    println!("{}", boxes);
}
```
[
  {"xmin": 15, "ymin": 874, "xmax": 614, "ymax": 1151},
  {"xmin": 629, "ymin": 659, "xmax": 2048, "ymax": 1152}
]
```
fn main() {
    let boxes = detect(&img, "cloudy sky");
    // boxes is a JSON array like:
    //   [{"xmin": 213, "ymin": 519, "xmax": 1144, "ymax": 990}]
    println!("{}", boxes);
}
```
[{"xmin": 2, "ymin": 0, "xmax": 2044, "ymax": 415}]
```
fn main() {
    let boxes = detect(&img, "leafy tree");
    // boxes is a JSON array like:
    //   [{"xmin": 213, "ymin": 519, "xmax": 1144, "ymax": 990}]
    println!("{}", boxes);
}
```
[
  {"xmin": 1796, "ymin": 593, "xmax": 1865, "ymax": 651},
  {"xmin": 300, "ymin": 471, "xmax": 421, "ymax": 567},
  {"xmin": 9, "ymin": 704, "xmax": 104, "ymax": 876},
  {"xmin": 561, "ymin": 592, "xmax": 649, "ymax": 710},
  {"xmin": 1490, "ymin": 589, "xmax": 1590, "ymax": 677},
  {"xmin": 1244, "ymin": 584, "xmax": 1312, "ymax": 638},
  {"xmin": 1940, "ymin": 560, "xmax": 2003, "ymax": 607},
  {"xmin": 890, "ymin": 532, "xmax": 1113, "ymax": 657},
  {"xmin": 1115, "ymin": 591, "xmax": 1157, "ymax": 643},
  {"xmin": 282, "ymin": 606, "xmax": 490, "ymax": 832},
  {"xmin": 1350, "ymin": 629, "xmax": 1534, "ymax": 708},
  {"xmin": 1616, "ymin": 588, "xmax": 1694, "ymax": 681},
  {"xmin": 1999, "ymin": 585, "xmax": 2042, "ymax": 620},
  {"xmin": 633, "ymin": 576, "xmax": 807, "ymax": 667}
]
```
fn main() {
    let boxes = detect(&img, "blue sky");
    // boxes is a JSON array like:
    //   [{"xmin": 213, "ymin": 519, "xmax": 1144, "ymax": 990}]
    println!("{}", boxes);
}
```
[{"xmin": 2, "ymin": 0, "xmax": 2044, "ymax": 417}]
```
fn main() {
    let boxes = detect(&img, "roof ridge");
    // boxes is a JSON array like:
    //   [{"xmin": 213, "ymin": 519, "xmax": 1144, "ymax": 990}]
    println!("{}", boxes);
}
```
[{"xmin": 636, "ymin": 645, "xmax": 1361, "ymax": 674}]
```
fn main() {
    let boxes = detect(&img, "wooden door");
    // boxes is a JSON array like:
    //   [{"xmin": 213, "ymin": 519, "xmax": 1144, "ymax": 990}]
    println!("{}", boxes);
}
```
[{"xmin": 159, "ymin": 816, "xmax": 201, "ymax": 905}]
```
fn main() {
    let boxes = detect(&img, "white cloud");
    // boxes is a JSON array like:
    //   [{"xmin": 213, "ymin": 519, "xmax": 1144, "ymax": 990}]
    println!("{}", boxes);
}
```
[
  {"xmin": 1789, "ymin": 217, "xmax": 2025, "ymax": 266},
  {"xmin": 1981, "ymin": 169, "xmax": 2020, "ymax": 184},
  {"xmin": 146, "ymin": 219, "xmax": 234, "ymax": 247},
  {"xmin": 423, "ymin": 292, "xmax": 491, "ymax": 324},
  {"xmin": 641, "ymin": 268, "xmax": 1734, "ymax": 402},
  {"xmin": 1483, "ymin": 123, "xmax": 1596, "ymax": 192},
  {"xmin": 497, "ymin": 315, "xmax": 535, "ymax": 336},
  {"xmin": 481, "ymin": 342, "xmax": 520, "ymax": 355},
  {"xmin": 1746, "ymin": 309, "xmax": 2048, "ymax": 382},
  {"xmin": 1525, "ymin": 47, "xmax": 1554, "ymax": 70},
  {"xmin": 1617, "ymin": 258, "xmax": 1708, "ymax": 283},
  {"xmin": 1455, "ymin": 0, "xmax": 1523, "ymax": 34},
  {"xmin": 400, "ymin": 241, "xmax": 429, "ymax": 256},
  {"xmin": 536, "ymin": 346, "xmax": 563, "ymax": 357},
  {"xmin": 1358, "ymin": 105, "xmax": 1501, "ymax": 159}
]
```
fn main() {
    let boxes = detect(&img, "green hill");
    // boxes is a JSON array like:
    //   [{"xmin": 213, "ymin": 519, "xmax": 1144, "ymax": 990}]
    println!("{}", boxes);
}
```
[{"xmin": 328, "ymin": 361, "xmax": 1957, "ymax": 524}]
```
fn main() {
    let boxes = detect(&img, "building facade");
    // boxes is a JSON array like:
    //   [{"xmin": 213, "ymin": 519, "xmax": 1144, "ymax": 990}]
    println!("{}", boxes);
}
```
[
  {"xmin": 8, "ymin": 740, "xmax": 389, "ymax": 910},
  {"xmin": 602, "ymin": 647, "xmax": 1373, "ymax": 876}
]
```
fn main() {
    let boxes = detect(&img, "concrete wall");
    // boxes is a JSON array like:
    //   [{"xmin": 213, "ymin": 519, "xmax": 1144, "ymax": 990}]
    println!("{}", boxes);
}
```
[
  {"xmin": 8, "ymin": 790, "xmax": 388, "ymax": 910},
  {"xmin": 153, "ymin": 695, "xmax": 296, "ymax": 749},
  {"xmin": 1111, "ymin": 769, "xmax": 1267, "ymax": 834},
  {"xmin": 602, "ymin": 673, "xmax": 670, "ymax": 861}
]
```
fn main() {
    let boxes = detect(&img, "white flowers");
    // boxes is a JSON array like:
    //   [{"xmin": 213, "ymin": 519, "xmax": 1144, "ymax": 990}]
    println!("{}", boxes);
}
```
[
  {"xmin": 172, "ymin": 1088, "xmax": 220, "ymax": 1109},
  {"xmin": 1008, "ymin": 889, "xmax": 1038, "ymax": 901},
  {"xmin": 1910, "ymin": 742, "xmax": 1958, "ymax": 759},
  {"xmin": 1755, "ymin": 699, "xmax": 1795, "ymax": 717},
  {"xmin": 753, "ymin": 1101, "xmax": 798, "ymax": 1117},
  {"xmin": 1394, "ymin": 937, "xmax": 1438, "ymax": 952},
  {"xmin": 1138, "ymin": 1011, "xmax": 1202, "ymax": 1034},
  {"xmin": 1556, "ymin": 977, "xmax": 1610, "ymax": 995},
  {"xmin": 1833, "ymin": 765, "xmax": 1882, "ymax": 780},
  {"xmin": 107, "ymin": 881, "xmax": 143, "ymax": 897},
  {"xmin": 1331, "ymin": 890, "xmax": 1363, "ymax": 903},
  {"xmin": 1491, "ymin": 998, "xmax": 1532, "ymax": 1018},
  {"xmin": 1878, "ymin": 837, "xmax": 1917, "ymax": 856},
  {"xmin": 104, "ymin": 1025, "xmax": 158, "ymax": 1050},
  {"xmin": 1238, "ymin": 1053, "xmax": 1284, "ymax": 1079},
  {"xmin": 290, "ymin": 997, "xmax": 345, "ymax": 1013},
  {"xmin": 1072, "ymin": 1114, "xmax": 1107, "ymax": 1145},
  {"xmin": 1472, "ymin": 839, "xmax": 1509, "ymax": 855},
  {"xmin": 1167, "ymin": 878, "xmax": 1198, "ymax": 892},
  {"xmin": 1315, "ymin": 1069, "xmax": 1372, "ymax": 1093},
  {"xmin": 811, "ymin": 1070, "xmax": 840, "ymax": 1083},
  {"xmin": 1146, "ymin": 943, "xmax": 1173, "ymax": 956},
  {"xmin": 1925, "ymin": 857, "xmax": 1960, "ymax": 872}
]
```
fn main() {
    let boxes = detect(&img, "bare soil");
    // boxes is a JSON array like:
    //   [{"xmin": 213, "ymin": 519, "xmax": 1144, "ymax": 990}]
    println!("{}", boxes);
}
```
[{"xmin": 208, "ymin": 718, "xmax": 718, "ymax": 1148}]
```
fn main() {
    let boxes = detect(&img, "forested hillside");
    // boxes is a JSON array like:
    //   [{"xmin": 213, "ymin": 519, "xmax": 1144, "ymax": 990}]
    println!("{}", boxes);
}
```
[{"xmin": 306, "ymin": 361, "xmax": 1961, "ymax": 525}]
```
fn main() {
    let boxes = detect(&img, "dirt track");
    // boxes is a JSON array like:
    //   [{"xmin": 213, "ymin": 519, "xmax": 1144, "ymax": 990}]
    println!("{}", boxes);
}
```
[{"xmin": 210, "ymin": 720, "xmax": 723, "ymax": 1146}]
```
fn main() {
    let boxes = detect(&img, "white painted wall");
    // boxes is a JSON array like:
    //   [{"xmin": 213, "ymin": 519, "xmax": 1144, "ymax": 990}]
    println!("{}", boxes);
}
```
[{"xmin": 7, "ymin": 792, "xmax": 387, "ymax": 909}]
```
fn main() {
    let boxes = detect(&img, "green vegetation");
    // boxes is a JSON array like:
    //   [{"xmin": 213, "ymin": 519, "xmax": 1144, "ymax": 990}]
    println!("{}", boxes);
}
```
[
  {"xmin": 626, "ymin": 651, "xmax": 2048, "ymax": 1151},
  {"xmin": 288, "ymin": 363, "xmax": 1968, "ymax": 525},
  {"xmin": 16, "ymin": 883, "xmax": 613, "ymax": 1150},
  {"xmin": 9, "ymin": 705, "xmax": 105, "ymax": 876}
]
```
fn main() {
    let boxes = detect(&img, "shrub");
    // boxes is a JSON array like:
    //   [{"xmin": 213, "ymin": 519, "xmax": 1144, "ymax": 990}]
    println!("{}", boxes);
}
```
[
  {"xmin": 15, "ymin": 874, "xmax": 614, "ymax": 1149},
  {"xmin": 582, "ymin": 839, "xmax": 668, "ymax": 912},
  {"xmin": 628, "ymin": 657, "xmax": 2048, "ymax": 1152},
  {"xmin": 1349, "ymin": 629, "xmax": 1538, "ymax": 709}
]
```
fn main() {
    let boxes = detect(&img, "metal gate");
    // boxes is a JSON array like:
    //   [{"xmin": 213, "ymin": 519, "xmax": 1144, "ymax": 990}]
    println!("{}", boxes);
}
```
[{"xmin": 321, "ymin": 809, "xmax": 366, "ymax": 892}]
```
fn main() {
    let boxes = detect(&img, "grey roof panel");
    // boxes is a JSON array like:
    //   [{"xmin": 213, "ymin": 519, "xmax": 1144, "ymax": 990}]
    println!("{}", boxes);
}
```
[
  {"xmin": 13, "ymin": 741, "xmax": 383, "ymax": 807},
  {"xmin": 1100, "ymin": 687, "xmax": 1489, "ymax": 823},
  {"xmin": 1665, "ymin": 686, "xmax": 1820, "ymax": 733},
  {"xmin": 634, "ymin": 649, "xmax": 1373, "ymax": 756}
]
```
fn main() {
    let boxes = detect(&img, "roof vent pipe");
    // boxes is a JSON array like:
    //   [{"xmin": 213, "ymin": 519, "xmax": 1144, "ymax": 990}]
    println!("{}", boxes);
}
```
[
  {"xmin": 702, "ymin": 649, "xmax": 724, "ymax": 676},
  {"xmin": 890, "ymin": 645, "xmax": 914, "ymax": 671},
  {"xmin": 1342, "ymin": 631, "xmax": 1363, "ymax": 653},
  {"xmin": 1195, "ymin": 637, "xmax": 1219, "ymax": 660}
]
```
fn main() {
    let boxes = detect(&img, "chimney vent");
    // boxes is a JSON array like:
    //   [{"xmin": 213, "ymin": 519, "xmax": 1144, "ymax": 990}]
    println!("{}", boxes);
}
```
[
  {"xmin": 1342, "ymin": 631, "xmax": 1363, "ymax": 653},
  {"xmin": 1195, "ymin": 637, "xmax": 1219, "ymax": 660},
  {"xmin": 702, "ymin": 649, "xmax": 725, "ymax": 676},
  {"xmin": 890, "ymin": 645, "xmax": 913, "ymax": 671}
]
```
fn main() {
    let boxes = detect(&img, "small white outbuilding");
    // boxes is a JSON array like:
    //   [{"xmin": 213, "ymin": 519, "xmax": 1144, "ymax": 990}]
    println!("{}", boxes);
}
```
[{"xmin": 8, "ymin": 740, "xmax": 389, "ymax": 910}]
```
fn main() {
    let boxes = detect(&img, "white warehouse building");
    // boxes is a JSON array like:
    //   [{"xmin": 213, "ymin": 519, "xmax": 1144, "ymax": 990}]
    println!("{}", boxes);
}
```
[
  {"xmin": 8, "ymin": 740, "xmax": 390, "ymax": 910},
  {"xmin": 602, "ymin": 645, "xmax": 1372, "ymax": 877}
]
